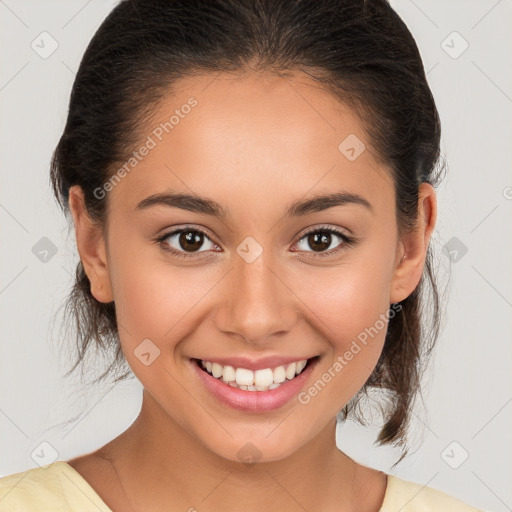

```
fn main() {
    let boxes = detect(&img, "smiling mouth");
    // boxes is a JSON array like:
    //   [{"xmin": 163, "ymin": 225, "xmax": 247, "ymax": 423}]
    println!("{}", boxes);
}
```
[{"xmin": 193, "ymin": 356, "xmax": 319, "ymax": 391}]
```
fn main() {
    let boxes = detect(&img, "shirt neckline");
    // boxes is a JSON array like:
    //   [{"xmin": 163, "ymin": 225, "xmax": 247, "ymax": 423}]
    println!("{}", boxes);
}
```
[{"xmin": 56, "ymin": 460, "xmax": 114, "ymax": 511}]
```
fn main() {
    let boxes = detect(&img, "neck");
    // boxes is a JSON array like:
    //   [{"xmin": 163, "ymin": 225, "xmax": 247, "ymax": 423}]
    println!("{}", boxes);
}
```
[{"xmin": 101, "ymin": 390, "xmax": 368, "ymax": 512}]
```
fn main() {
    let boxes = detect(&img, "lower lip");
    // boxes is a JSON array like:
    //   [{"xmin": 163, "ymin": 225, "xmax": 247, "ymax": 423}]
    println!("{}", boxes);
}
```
[{"xmin": 191, "ymin": 358, "xmax": 318, "ymax": 413}]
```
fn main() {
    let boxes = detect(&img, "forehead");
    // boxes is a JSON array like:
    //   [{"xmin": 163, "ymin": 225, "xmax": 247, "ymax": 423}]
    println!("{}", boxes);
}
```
[{"xmin": 108, "ymin": 70, "xmax": 394, "ymax": 215}]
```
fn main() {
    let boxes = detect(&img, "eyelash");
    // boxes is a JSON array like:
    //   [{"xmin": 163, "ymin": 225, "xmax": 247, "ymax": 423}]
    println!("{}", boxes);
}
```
[{"xmin": 155, "ymin": 225, "xmax": 355, "ymax": 260}]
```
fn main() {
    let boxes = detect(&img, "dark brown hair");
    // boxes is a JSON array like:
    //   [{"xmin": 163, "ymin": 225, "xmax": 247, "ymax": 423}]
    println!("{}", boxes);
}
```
[{"xmin": 50, "ymin": 0, "xmax": 445, "ymax": 461}]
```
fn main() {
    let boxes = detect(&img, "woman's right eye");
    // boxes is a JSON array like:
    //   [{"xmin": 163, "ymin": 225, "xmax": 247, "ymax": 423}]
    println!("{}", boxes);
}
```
[{"xmin": 156, "ymin": 227, "xmax": 218, "ymax": 259}]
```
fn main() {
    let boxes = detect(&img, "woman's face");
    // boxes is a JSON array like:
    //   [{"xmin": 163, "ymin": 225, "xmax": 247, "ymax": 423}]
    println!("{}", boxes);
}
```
[{"xmin": 78, "ymin": 70, "xmax": 432, "ymax": 463}]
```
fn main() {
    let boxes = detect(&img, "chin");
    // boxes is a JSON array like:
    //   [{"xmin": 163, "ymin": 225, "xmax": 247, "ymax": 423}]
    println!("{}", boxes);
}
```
[{"xmin": 202, "ymin": 431, "xmax": 305, "ymax": 465}]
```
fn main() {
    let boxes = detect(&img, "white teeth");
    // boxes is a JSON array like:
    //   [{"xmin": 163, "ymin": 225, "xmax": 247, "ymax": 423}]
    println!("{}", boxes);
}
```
[
  {"xmin": 285, "ymin": 363, "xmax": 296, "ymax": 380},
  {"xmin": 222, "ymin": 365, "xmax": 236, "ymax": 382},
  {"xmin": 296, "ymin": 360, "xmax": 307, "ymax": 374},
  {"xmin": 199, "ymin": 358, "xmax": 311, "ymax": 391},
  {"xmin": 211, "ymin": 362, "xmax": 223, "ymax": 378},
  {"xmin": 273, "ymin": 366, "xmax": 286, "ymax": 383},
  {"xmin": 235, "ymin": 368, "xmax": 254, "ymax": 386},
  {"xmin": 254, "ymin": 368, "xmax": 274, "ymax": 387}
]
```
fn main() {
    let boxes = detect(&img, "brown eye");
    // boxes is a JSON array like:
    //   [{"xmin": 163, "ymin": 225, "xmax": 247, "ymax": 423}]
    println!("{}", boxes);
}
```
[
  {"xmin": 178, "ymin": 230, "xmax": 205, "ymax": 252},
  {"xmin": 306, "ymin": 231, "xmax": 333, "ymax": 252},
  {"xmin": 293, "ymin": 226, "xmax": 354, "ymax": 257},
  {"xmin": 158, "ymin": 227, "xmax": 217, "ymax": 257}
]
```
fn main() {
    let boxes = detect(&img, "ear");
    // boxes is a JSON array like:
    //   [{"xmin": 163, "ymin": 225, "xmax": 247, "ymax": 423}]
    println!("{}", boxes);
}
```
[
  {"xmin": 390, "ymin": 182, "xmax": 437, "ymax": 304},
  {"xmin": 68, "ymin": 185, "xmax": 114, "ymax": 303}
]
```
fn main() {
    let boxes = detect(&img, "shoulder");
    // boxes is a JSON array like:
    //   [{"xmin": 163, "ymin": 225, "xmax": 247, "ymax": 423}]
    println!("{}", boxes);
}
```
[
  {"xmin": 0, "ymin": 461, "xmax": 111, "ymax": 512},
  {"xmin": 381, "ymin": 474, "xmax": 484, "ymax": 512}
]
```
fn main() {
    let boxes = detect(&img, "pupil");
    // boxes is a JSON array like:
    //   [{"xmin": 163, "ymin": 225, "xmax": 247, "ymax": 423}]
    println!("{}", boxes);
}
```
[
  {"xmin": 180, "ymin": 231, "xmax": 203, "ymax": 251},
  {"xmin": 309, "ymin": 232, "xmax": 330, "ymax": 252}
]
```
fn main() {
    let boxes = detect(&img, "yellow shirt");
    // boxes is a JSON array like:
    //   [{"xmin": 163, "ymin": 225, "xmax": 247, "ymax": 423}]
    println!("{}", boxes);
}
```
[{"xmin": 0, "ymin": 461, "xmax": 484, "ymax": 511}]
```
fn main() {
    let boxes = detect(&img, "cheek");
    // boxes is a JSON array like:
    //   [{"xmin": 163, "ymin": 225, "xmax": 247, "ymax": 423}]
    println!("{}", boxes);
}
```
[
  {"xmin": 107, "ymin": 239, "xmax": 214, "ymax": 348},
  {"xmin": 298, "ymin": 257, "xmax": 392, "ymax": 342},
  {"xmin": 108, "ymin": 254, "xmax": 219, "ymax": 408},
  {"xmin": 294, "ymin": 257, "xmax": 393, "ymax": 401}
]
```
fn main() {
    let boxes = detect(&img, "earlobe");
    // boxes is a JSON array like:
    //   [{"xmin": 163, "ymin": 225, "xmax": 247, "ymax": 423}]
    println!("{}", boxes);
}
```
[
  {"xmin": 390, "ymin": 183, "xmax": 437, "ymax": 304},
  {"xmin": 68, "ymin": 186, "xmax": 114, "ymax": 303}
]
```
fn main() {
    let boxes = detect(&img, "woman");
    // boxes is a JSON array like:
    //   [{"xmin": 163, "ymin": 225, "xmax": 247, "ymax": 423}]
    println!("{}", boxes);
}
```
[{"xmin": 0, "ymin": 0, "xmax": 485, "ymax": 510}]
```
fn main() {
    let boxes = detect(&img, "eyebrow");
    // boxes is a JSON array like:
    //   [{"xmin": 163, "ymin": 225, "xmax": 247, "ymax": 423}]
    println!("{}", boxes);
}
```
[{"xmin": 136, "ymin": 190, "xmax": 373, "ymax": 218}]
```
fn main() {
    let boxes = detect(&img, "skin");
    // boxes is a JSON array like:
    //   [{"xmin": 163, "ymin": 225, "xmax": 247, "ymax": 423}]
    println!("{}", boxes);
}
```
[{"xmin": 67, "ymin": 69, "xmax": 437, "ymax": 512}]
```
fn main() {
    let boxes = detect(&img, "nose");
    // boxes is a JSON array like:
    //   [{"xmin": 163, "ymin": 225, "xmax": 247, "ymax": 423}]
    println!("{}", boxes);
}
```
[{"xmin": 214, "ymin": 249, "xmax": 296, "ymax": 345}]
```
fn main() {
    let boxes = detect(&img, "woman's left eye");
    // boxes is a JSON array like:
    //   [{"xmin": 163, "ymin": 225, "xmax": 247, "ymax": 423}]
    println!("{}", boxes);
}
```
[{"xmin": 293, "ymin": 226, "xmax": 354, "ymax": 257}]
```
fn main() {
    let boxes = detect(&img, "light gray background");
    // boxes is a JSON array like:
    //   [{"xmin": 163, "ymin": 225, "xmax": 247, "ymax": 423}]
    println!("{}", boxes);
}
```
[{"xmin": 1, "ymin": 1, "xmax": 511, "ymax": 511}]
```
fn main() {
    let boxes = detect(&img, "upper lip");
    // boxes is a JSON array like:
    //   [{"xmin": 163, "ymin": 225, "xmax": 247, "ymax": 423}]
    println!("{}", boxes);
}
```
[{"xmin": 193, "ymin": 355, "xmax": 316, "ymax": 371}]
